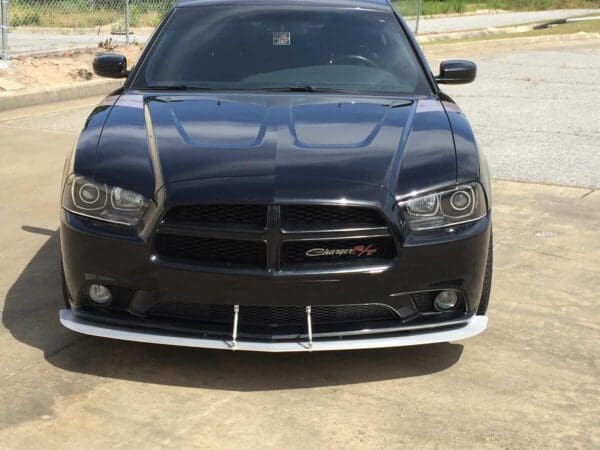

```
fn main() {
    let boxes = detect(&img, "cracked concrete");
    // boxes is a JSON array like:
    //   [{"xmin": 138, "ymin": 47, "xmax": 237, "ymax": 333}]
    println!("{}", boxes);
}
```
[{"xmin": 580, "ymin": 189, "xmax": 595, "ymax": 199}]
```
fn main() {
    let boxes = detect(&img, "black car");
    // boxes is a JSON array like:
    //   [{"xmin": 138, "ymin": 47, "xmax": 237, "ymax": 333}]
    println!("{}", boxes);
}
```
[{"xmin": 59, "ymin": 0, "xmax": 492, "ymax": 351}]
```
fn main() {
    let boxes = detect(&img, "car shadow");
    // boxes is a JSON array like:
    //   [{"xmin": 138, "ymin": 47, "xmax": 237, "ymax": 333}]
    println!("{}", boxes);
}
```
[{"xmin": 3, "ymin": 231, "xmax": 464, "ymax": 391}]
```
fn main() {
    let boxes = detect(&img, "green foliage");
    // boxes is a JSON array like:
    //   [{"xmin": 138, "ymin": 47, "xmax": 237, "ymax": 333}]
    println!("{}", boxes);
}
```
[
  {"xmin": 422, "ymin": 0, "xmax": 467, "ymax": 15},
  {"xmin": 6, "ymin": 0, "xmax": 599, "ymax": 28},
  {"xmin": 8, "ymin": 0, "xmax": 176, "ymax": 28},
  {"xmin": 394, "ymin": 0, "xmax": 599, "ymax": 16},
  {"xmin": 11, "ymin": 10, "xmax": 41, "ymax": 26}
]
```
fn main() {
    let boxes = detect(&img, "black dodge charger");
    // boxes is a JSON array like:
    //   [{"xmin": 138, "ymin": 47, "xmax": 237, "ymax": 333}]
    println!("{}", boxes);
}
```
[{"xmin": 59, "ymin": 0, "xmax": 492, "ymax": 351}]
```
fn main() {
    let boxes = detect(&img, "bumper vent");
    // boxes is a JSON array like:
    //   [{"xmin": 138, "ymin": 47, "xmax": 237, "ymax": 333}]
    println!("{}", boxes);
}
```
[
  {"xmin": 150, "ymin": 303, "xmax": 397, "ymax": 326},
  {"xmin": 155, "ymin": 234, "xmax": 267, "ymax": 269},
  {"xmin": 411, "ymin": 292, "xmax": 436, "ymax": 312},
  {"xmin": 163, "ymin": 204, "xmax": 267, "ymax": 229},
  {"xmin": 282, "ymin": 205, "xmax": 386, "ymax": 230}
]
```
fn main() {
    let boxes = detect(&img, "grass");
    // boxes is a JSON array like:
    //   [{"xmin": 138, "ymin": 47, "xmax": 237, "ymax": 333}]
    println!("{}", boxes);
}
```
[
  {"xmin": 394, "ymin": 0, "xmax": 600, "ymax": 17},
  {"xmin": 7, "ymin": 0, "xmax": 600, "ymax": 28},
  {"xmin": 422, "ymin": 17, "xmax": 600, "ymax": 44},
  {"xmin": 9, "ymin": 0, "xmax": 174, "ymax": 28}
]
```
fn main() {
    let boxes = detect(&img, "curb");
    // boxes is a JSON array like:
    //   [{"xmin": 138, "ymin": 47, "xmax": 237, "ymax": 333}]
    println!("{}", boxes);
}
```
[
  {"xmin": 0, "ymin": 79, "xmax": 123, "ymax": 112},
  {"xmin": 417, "ymin": 25, "xmax": 532, "ymax": 43},
  {"xmin": 418, "ymin": 28, "xmax": 600, "ymax": 44}
]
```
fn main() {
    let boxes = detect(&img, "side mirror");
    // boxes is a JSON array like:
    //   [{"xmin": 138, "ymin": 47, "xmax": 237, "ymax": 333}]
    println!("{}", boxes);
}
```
[
  {"xmin": 435, "ymin": 60, "xmax": 476, "ymax": 84},
  {"xmin": 93, "ymin": 53, "xmax": 129, "ymax": 79}
]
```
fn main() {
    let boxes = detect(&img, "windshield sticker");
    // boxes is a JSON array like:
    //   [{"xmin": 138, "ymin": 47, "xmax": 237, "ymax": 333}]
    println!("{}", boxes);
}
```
[{"xmin": 273, "ymin": 32, "xmax": 291, "ymax": 46}]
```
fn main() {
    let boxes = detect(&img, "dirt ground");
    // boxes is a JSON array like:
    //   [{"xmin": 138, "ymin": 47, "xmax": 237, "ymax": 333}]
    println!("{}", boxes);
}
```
[{"xmin": 0, "ymin": 44, "xmax": 143, "ymax": 92}]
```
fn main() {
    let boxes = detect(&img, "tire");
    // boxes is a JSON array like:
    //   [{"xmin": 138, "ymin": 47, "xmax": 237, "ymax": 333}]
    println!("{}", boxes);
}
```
[{"xmin": 476, "ymin": 232, "xmax": 493, "ymax": 315}]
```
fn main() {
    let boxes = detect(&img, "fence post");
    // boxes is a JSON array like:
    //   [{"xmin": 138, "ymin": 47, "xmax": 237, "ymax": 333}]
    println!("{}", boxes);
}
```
[
  {"xmin": 415, "ymin": 0, "xmax": 421, "ymax": 34},
  {"xmin": 125, "ymin": 0, "xmax": 130, "ymax": 45},
  {"xmin": 0, "ymin": 0, "xmax": 8, "ymax": 61}
]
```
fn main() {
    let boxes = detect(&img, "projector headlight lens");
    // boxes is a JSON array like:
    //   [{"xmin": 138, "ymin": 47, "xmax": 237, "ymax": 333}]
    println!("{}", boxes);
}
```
[
  {"xmin": 398, "ymin": 183, "xmax": 487, "ymax": 231},
  {"xmin": 79, "ymin": 183, "xmax": 101, "ymax": 205},
  {"xmin": 63, "ymin": 175, "xmax": 149, "ymax": 226},
  {"xmin": 450, "ymin": 190, "xmax": 471, "ymax": 211}
]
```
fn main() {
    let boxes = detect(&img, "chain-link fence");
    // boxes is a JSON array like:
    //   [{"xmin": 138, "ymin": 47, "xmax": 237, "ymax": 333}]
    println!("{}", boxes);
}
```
[
  {"xmin": 396, "ymin": 0, "xmax": 424, "ymax": 31},
  {"xmin": 0, "ymin": 0, "xmax": 422, "ymax": 61},
  {"xmin": 1, "ymin": 0, "xmax": 8, "ymax": 60},
  {"xmin": 0, "ymin": 0, "xmax": 175, "ymax": 59}
]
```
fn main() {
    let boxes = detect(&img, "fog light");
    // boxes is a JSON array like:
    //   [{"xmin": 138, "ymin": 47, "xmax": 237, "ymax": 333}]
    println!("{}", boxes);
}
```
[
  {"xmin": 89, "ymin": 284, "xmax": 112, "ymax": 304},
  {"xmin": 434, "ymin": 290, "xmax": 458, "ymax": 311}
]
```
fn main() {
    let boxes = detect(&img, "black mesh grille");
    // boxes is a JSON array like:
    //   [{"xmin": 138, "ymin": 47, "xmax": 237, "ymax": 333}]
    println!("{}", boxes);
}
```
[
  {"xmin": 155, "ymin": 204, "xmax": 393, "ymax": 271},
  {"xmin": 163, "ymin": 205, "xmax": 267, "ymax": 228},
  {"xmin": 155, "ymin": 234, "xmax": 266, "ymax": 269},
  {"xmin": 282, "ymin": 237, "xmax": 396, "ymax": 267},
  {"xmin": 281, "ymin": 205, "xmax": 386, "ymax": 229},
  {"xmin": 150, "ymin": 303, "xmax": 397, "ymax": 326}
]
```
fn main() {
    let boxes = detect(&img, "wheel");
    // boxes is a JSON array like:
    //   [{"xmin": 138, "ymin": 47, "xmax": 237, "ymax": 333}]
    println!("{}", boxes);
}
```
[
  {"xmin": 476, "ymin": 232, "xmax": 493, "ymax": 315},
  {"xmin": 61, "ymin": 259, "xmax": 71, "ymax": 309}
]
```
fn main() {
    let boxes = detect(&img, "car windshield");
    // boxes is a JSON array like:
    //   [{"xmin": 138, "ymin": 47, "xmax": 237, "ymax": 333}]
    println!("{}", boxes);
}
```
[{"xmin": 133, "ymin": 5, "xmax": 431, "ymax": 95}]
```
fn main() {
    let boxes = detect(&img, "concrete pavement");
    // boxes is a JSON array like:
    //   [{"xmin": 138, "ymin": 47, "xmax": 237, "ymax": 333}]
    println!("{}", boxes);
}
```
[
  {"xmin": 406, "ymin": 8, "xmax": 600, "ymax": 33},
  {"xmin": 0, "ymin": 38, "xmax": 599, "ymax": 448},
  {"xmin": 427, "ymin": 37, "xmax": 600, "ymax": 189},
  {"xmin": 0, "ymin": 128, "xmax": 598, "ymax": 446},
  {"xmin": 5, "ymin": 31, "xmax": 150, "ymax": 57}
]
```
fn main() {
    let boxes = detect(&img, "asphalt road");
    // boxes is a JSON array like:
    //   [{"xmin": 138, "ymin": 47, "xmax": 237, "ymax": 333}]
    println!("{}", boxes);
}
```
[
  {"xmin": 5, "ymin": 8, "xmax": 599, "ymax": 56},
  {"xmin": 4, "ymin": 32, "xmax": 146, "ymax": 57},
  {"xmin": 427, "ymin": 37, "xmax": 600, "ymax": 189},
  {"xmin": 406, "ymin": 8, "xmax": 600, "ymax": 33},
  {"xmin": 0, "ymin": 38, "xmax": 599, "ymax": 448}
]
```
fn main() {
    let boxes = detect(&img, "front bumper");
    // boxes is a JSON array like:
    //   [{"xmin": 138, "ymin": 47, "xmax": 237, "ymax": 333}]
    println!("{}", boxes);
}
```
[
  {"xmin": 60, "ymin": 309, "xmax": 487, "ymax": 351},
  {"xmin": 60, "ymin": 204, "xmax": 491, "ymax": 351}
]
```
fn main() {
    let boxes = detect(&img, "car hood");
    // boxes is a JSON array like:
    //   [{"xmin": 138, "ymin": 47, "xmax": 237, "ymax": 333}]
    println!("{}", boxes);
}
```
[{"xmin": 91, "ymin": 93, "xmax": 457, "ymax": 201}]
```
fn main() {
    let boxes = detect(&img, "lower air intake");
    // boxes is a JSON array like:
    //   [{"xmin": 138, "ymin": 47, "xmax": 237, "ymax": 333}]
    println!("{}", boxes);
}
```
[{"xmin": 150, "ymin": 303, "xmax": 398, "ymax": 326}]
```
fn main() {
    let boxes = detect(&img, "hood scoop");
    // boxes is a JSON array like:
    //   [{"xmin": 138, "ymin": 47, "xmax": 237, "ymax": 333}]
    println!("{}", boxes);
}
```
[
  {"xmin": 141, "ymin": 95, "xmax": 454, "ymax": 194},
  {"xmin": 166, "ymin": 98, "xmax": 268, "ymax": 147},
  {"xmin": 290, "ymin": 102, "xmax": 389, "ymax": 147}
]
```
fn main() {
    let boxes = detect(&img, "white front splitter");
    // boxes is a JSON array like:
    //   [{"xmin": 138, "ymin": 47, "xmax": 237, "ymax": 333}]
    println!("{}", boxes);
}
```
[{"xmin": 60, "ymin": 309, "xmax": 487, "ymax": 352}]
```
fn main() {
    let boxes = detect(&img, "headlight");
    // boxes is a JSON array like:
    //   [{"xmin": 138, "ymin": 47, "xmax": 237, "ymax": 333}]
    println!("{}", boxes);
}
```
[
  {"xmin": 62, "ymin": 175, "xmax": 149, "ymax": 226},
  {"xmin": 398, "ymin": 183, "xmax": 487, "ymax": 231}
]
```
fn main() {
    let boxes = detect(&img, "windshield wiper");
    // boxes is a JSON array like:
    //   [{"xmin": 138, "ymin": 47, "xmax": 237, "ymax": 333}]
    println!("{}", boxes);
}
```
[
  {"xmin": 142, "ymin": 85, "xmax": 370, "ymax": 94},
  {"xmin": 288, "ymin": 85, "xmax": 318, "ymax": 92},
  {"xmin": 254, "ymin": 86, "xmax": 357, "ymax": 93},
  {"xmin": 248, "ymin": 85, "xmax": 317, "ymax": 92},
  {"xmin": 142, "ymin": 84, "xmax": 219, "ymax": 91}
]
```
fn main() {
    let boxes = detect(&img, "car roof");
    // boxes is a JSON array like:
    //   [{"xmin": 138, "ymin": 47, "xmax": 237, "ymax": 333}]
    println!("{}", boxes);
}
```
[{"xmin": 176, "ymin": 0, "xmax": 392, "ymax": 12}]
